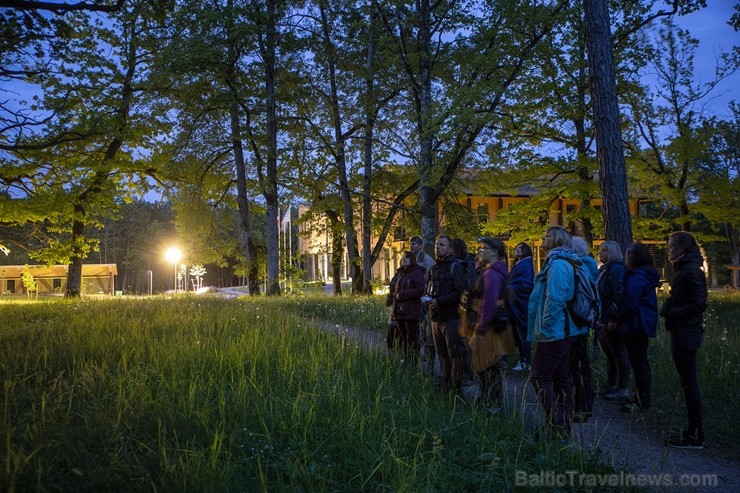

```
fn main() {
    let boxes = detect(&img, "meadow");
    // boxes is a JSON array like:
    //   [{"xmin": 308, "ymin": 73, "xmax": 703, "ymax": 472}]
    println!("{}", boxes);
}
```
[{"xmin": 1, "ymin": 293, "xmax": 737, "ymax": 492}]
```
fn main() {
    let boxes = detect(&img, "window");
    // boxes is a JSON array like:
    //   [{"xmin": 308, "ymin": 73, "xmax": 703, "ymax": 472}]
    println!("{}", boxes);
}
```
[
  {"xmin": 566, "ymin": 204, "xmax": 577, "ymax": 235},
  {"xmin": 53, "ymin": 278, "xmax": 62, "ymax": 291},
  {"xmin": 6, "ymin": 279, "xmax": 16, "ymax": 294},
  {"xmin": 477, "ymin": 203, "xmax": 489, "ymax": 224}
]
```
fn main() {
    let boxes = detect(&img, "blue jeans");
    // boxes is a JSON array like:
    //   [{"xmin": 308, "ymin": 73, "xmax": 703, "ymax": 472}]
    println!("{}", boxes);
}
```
[
  {"xmin": 670, "ymin": 329, "xmax": 704, "ymax": 441},
  {"xmin": 531, "ymin": 337, "xmax": 575, "ymax": 435}
]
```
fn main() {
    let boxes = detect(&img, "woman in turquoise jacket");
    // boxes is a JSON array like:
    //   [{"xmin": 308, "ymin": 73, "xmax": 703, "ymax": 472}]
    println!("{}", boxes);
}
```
[{"xmin": 527, "ymin": 226, "xmax": 587, "ymax": 438}]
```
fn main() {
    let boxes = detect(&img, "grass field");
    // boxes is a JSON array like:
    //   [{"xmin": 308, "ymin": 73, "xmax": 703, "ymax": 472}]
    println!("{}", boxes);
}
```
[{"xmin": 1, "ymin": 293, "xmax": 737, "ymax": 491}]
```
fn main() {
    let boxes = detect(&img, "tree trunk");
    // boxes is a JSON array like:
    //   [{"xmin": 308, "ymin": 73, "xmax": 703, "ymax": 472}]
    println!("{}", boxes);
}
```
[
  {"xmin": 326, "ymin": 210, "xmax": 344, "ymax": 295},
  {"xmin": 229, "ymin": 102, "xmax": 260, "ymax": 295},
  {"xmin": 583, "ymin": 0, "xmax": 632, "ymax": 250},
  {"xmin": 263, "ymin": 0, "xmax": 280, "ymax": 295},
  {"xmin": 361, "ymin": 2, "xmax": 377, "ymax": 294}
]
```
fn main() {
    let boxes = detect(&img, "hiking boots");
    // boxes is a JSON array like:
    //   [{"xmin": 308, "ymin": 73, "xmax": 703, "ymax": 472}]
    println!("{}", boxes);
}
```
[
  {"xmin": 666, "ymin": 430, "xmax": 704, "ymax": 449},
  {"xmin": 603, "ymin": 388, "xmax": 630, "ymax": 401}
]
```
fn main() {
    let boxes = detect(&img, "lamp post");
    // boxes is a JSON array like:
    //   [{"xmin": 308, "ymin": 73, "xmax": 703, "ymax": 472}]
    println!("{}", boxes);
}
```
[{"xmin": 165, "ymin": 247, "xmax": 182, "ymax": 292}]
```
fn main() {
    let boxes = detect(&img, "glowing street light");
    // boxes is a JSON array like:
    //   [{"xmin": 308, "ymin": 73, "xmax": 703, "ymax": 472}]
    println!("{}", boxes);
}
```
[{"xmin": 165, "ymin": 247, "xmax": 182, "ymax": 292}]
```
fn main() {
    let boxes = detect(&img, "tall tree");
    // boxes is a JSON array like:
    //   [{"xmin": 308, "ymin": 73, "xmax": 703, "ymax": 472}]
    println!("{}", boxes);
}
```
[
  {"xmin": 379, "ymin": 0, "xmax": 567, "ymax": 251},
  {"xmin": 625, "ymin": 19, "xmax": 738, "ymax": 232},
  {"xmin": 583, "ymin": 0, "xmax": 633, "ymax": 249}
]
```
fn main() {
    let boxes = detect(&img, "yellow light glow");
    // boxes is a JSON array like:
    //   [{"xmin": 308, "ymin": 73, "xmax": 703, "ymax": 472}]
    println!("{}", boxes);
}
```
[{"xmin": 165, "ymin": 247, "xmax": 182, "ymax": 264}]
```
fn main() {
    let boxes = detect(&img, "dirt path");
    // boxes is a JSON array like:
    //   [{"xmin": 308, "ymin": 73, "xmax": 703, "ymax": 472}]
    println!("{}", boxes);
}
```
[{"xmin": 315, "ymin": 320, "xmax": 736, "ymax": 493}]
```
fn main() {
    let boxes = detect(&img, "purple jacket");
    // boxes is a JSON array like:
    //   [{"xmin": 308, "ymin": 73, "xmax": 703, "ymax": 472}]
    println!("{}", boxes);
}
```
[{"xmin": 475, "ymin": 261, "xmax": 508, "ymax": 336}]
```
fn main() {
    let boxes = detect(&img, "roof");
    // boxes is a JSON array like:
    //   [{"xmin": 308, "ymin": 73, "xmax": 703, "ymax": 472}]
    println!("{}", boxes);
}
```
[{"xmin": 0, "ymin": 264, "xmax": 118, "ymax": 278}]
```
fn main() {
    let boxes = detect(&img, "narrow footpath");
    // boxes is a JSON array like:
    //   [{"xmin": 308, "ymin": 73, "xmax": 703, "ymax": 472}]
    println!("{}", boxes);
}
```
[{"xmin": 316, "ymin": 319, "xmax": 736, "ymax": 493}]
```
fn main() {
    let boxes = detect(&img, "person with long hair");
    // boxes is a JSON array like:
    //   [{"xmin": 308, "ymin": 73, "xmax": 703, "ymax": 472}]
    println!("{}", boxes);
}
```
[
  {"xmin": 596, "ymin": 241, "xmax": 630, "ymax": 401},
  {"xmin": 528, "ymin": 226, "xmax": 588, "ymax": 438},
  {"xmin": 662, "ymin": 232, "xmax": 708, "ymax": 449},
  {"xmin": 470, "ymin": 237, "xmax": 511, "ymax": 412},
  {"xmin": 391, "ymin": 251, "xmax": 425, "ymax": 366},
  {"xmin": 617, "ymin": 243, "xmax": 660, "ymax": 413},
  {"xmin": 570, "ymin": 237, "xmax": 598, "ymax": 422},
  {"xmin": 508, "ymin": 242, "xmax": 534, "ymax": 372}
]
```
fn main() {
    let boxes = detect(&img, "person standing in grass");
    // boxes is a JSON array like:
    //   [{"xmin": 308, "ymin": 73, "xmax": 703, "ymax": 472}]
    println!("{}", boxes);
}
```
[
  {"xmin": 470, "ymin": 237, "xmax": 511, "ymax": 412},
  {"xmin": 391, "ymin": 251, "xmax": 425, "ymax": 366},
  {"xmin": 425, "ymin": 235, "xmax": 468, "ymax": 390},
  {"xmin": 596, "ymin": 241, "xmax": 630, "ymax": 401},
  {"xmin": 617, "ymin": 243, "xmax": 660, "ymax": 414},
  {"xmin": 528, "ymin": 226, "xmax": 585, "ymax": 438},
  {"xmin": 570, "ymin": 237, "xmax": 598, "ymax": 423},
  {"xmin": 411, "ymin": 235, "xmax": 436, "ymax": 376},
  {"xmin": 662, "ymin": 231, "xmax": 708, "ymax": 449},
  {"xmin": 508, "ymin": 242, "xmax": 534, "ymax": 373}
]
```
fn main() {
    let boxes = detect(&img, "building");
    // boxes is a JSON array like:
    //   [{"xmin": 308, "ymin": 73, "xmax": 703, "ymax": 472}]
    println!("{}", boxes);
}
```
[
  {"xmin": 295, "ymin": 184, "xmax": 646, "ymax": 285},
  {"xmin": 0, "ymin": 264, "xmax": 118, "ymax": 296}
]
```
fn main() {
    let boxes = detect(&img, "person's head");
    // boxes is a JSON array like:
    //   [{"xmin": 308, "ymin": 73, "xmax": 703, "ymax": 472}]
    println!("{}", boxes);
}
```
[
  {"xmin": 598, "ymin": 241, "xmax": 624, "ymax": 264},
  {"xmin": 401, "ymin": 250, "xmax": 417, "ymax": 268},
  {"xmin": 542, "ymin": 226, "xmax": 573, "ymax": 252},
  {"xmin": 625, "ymin": 243, "xmax": 654, "ymax": 271},
  {"xmin": 514, "ymin": 242, "xmax": 532, "ymax": 261},
  {"xmin": 435, "ymin": 235, "xmax": 453, "ymax": 258},
  {"xmin": 409, "ymin": 235, "xmax": 423, "ymax": 254},
  {"xmin": 666, "ymin": 231, "xmax": 700, "ymax": 263},
  {"xmin": 572, "ymin": 236, "xmax": 590, "ymax": 257},
  {"xmin": 477, "ymin": 237, "xmax": 506, "ymax": 266},
  {"xmin": 451, "ymin": 238, "xmax": 468, "ymax": 260}
]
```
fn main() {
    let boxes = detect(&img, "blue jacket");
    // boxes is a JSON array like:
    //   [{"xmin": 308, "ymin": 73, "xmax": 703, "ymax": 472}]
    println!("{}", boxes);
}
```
[
  {"xmin": 597, "ymin": 261, "xmax": 626, "ymax": 325},
  {"xmin": 507, "ymin": 256, "xmax": 534, "ymax": 332},
  {"xmin": 617, "ymin": 265, "xmax": 660, "ymax": 337},
  {"xmin": 528, "ymin": 247, "xmax": 588, "ymax": 342},
  {"xmin": 579, "ymin": 255, "xmax": 599, "ymax": 283}
]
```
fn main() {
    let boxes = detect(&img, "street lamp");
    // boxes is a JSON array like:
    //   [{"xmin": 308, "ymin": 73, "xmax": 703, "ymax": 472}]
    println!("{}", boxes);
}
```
[{"xmin": 165, "ymin": 247, "xmax": 182, "ymax": 292}]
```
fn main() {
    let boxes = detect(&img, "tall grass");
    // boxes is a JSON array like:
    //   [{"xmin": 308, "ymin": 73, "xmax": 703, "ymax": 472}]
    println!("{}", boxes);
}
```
[{"xmin": 1, "ymin": 296, "xmax": 614, "ymax": 492}]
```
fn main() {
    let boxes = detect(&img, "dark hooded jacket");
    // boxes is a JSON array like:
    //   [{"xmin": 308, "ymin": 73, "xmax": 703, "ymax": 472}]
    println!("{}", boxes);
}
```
[
  {"xmin": 392, "ymin": 263, "xmax": 425, "ymax": 321},
  {"xmin": 507, "ymin": 255, "xmax": 533, "ymax": 332},
  {"xmin": 428, "ymin": 254, "xmax": 467, "ymax": 322},
  {"xmin": 617, "ymin": 265, "xmax": 661, "ymax": 337},
  {"xmin": 660, "ymin": 252, "xmax": 708, "ymax": 332}
]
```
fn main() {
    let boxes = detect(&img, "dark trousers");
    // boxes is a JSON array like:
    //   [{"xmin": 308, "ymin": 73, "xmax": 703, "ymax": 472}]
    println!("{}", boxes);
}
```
[
  {"xmin": 570, "ymin": 334, "xmax": 593, "ymax": 414},
  {"xmin": 531, "ymin": 337, "xmax": 575, "ymax": 435},
  {"xmin": 670, "ymin": 330, "xmax": 704, "ymax": 441},
  {"xmin": 514, "ymin": 323, "xmax": 531, "ymax": 364},
  {"xmin": 624, "ymin": 334, "xmax": 652, "ymax": 409},
  {"xmin": 396, "ymin": 319, "xmax": 420, "ymax": 363},
  {"xmin": 601, "ymin": 326, "xmax": 631, "ymax": 390}
]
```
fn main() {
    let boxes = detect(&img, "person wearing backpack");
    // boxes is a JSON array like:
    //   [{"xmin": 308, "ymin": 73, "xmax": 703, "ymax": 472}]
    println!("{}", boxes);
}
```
[
  {"xmin": 662, "ymin": 232, "xmax": 708, "ymax": 449},
  {"xmin": 617, "ymin": 243, "xmax": 660, "ymax": 414},
  {"xmin": 508, "ymin": 242, "xmax": 534, "ymax": 373},
  {"xmin": 570, "ymin": 237, "xmax": 599, "ymax": 423},
  {"xmin": 528, "ymin": 226, "xmax": 587, "ymax": 439},
  {"xmin": 424, "ymin": 235, "xmax": 469, "ymax": 391}
]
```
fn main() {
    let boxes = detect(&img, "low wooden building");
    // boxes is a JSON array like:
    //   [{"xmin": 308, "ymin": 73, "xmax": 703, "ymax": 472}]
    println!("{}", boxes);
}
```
[{"xmin": 0, "ymin": 264, "xmax": 118, "ymax": 296}]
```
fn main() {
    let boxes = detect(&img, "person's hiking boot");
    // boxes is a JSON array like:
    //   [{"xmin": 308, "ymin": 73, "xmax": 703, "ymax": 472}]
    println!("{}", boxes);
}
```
[
  {"xmin": 667, "ymin": 435, "xmax": 704, "ymax": 449},
  {"xmin": 598, "ymin": 385, "xmax": 617, "ymax": 398},
  {"xmin": 512, "ymin": 361, "xmax": 530, "ymax": 372},
  {"xmin": 621, "ymin": 402, "xmax": 650, "ymax": 413},
  {"xmin": 603, "ymin": 388, "xmax": 630, "ymax": 401}
]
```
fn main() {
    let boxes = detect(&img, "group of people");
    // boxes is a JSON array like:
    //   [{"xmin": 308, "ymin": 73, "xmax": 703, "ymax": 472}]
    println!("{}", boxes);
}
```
[{"xmin": 387, "ymin": 228, "xmax": 708, "ymax": 449}]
